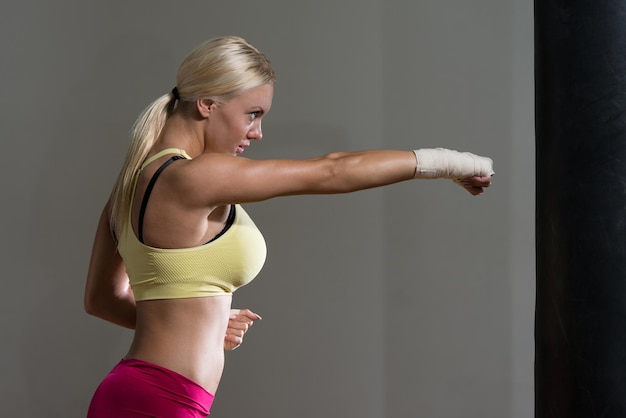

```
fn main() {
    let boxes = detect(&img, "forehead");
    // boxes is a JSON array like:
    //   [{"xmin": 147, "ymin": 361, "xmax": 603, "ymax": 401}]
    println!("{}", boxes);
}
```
[{"xmin": 229, "ymin": 83, "xmax": 274, "ymax": 109}]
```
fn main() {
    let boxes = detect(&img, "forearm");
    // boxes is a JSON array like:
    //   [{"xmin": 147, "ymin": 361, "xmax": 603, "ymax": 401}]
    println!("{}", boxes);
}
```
[
  {"xmin": 306, "ymin": 147, "xmax": 493, "ymax": 196},
  {"xmin": 311, "ymin": 150, "xmax": 416, "ymax": 193}
]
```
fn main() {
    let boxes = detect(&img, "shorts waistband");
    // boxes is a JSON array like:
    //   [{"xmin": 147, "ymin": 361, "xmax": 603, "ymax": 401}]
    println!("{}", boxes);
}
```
[{"xmin": 117, "ymin": 358, "xmax": 215, "ymax": 406}]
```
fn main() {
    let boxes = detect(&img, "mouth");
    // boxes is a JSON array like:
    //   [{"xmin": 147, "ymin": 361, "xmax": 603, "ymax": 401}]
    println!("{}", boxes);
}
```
[{"xmin": 236, "ymin": 143, "xmax": 250, "ymax": 154}]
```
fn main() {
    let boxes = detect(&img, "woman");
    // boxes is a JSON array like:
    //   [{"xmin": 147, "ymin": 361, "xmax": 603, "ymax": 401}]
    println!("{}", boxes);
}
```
[{"xmin": 84, "ymin": 35, "xmax": 494, "ymax": 417}]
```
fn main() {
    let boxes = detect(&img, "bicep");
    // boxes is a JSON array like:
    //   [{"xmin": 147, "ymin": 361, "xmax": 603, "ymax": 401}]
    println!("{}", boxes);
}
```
[{"xmin": 181, "ymin": 154, "xmax": 340, "ymax": 206}]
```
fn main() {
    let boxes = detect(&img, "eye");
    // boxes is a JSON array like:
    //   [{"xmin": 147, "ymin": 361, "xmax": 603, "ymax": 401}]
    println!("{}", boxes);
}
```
[{"xmin": 249, "ymin": 111, "xmax": 261, "ymax": 121}]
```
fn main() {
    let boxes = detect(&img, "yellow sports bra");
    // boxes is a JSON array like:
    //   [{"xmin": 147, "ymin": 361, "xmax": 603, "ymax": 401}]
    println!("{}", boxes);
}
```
[{"xmin": 116, "ymin": 149, "xmax": 267, "ymax": 301}]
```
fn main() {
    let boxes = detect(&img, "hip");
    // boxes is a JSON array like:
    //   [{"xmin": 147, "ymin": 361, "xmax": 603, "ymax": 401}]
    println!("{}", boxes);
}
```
[{"xmin": 87, "ymin": 358, "xmax": 215, "ymax": 417}]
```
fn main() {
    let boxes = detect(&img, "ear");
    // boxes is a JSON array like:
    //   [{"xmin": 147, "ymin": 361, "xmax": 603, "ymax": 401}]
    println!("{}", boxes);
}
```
[{"xmin": 196, "ymin": 99, "xmax": 216, "ymax": 118}]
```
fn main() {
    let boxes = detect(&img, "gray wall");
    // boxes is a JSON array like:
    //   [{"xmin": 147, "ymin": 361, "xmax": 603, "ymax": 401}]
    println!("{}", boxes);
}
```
[{"xmin": 0, "ymin": 1, "xmax": 534, "ymax": 417}]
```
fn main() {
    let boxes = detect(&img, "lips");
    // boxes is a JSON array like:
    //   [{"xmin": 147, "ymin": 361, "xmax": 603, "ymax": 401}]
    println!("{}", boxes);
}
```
[{"xmin": 236, "ymin": 143, "xmax": 250, "ymax": 154}]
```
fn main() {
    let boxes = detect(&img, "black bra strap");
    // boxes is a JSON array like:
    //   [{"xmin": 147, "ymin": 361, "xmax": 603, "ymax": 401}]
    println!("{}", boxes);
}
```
[
  {"xmin": 138, "ymin": 156, "xmax": 184, "ymax": 243},
  {"xmin": 206, "ymin": 204, "xmax": 236, "ymax": 244}
]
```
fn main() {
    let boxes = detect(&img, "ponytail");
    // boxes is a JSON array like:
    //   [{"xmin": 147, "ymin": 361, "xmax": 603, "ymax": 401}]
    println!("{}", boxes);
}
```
[{"xmin": 110, "ymin": 92, "xmax": 177, "ymax": 232}]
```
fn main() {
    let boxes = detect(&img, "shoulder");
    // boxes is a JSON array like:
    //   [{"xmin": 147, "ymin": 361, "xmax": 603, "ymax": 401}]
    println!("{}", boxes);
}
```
[
  {"xmin": 164, "ymin": 153, "xmax": 248, "ymax": 206},
  {"xmin": 176, "ymin": 153, "xmax": 268, "ymax": 181}
]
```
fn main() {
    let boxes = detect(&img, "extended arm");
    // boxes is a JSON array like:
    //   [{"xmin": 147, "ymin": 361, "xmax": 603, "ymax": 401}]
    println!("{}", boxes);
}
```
[
  {"xmin": 84, "ymin": 202, "xmax": 136, "ymax": 329},
  {"xmin": 174, "ymin": 148, "xmax": 493, "ymax": 207}
]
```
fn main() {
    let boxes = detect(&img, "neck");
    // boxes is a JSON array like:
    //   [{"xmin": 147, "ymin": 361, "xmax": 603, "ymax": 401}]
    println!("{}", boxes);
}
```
[{"xmin": 155, "ymin": 110, "xmax": 205, "ymax": 158}]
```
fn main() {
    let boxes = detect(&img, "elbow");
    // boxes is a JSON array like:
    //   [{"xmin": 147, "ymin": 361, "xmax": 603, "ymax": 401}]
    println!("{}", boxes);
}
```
[
  {"xmin": 83, "ymin": 286, "xmax": 111, "ymax": 319},
  {"xmin": 319, "ymin": 153, "xmax": 359, "ymax": 193},
  {"xmin": 83, "ymin": 283, "xmax": 136, "ymax": 329},
  {"xmin": 84, "ymin": 292, "xmax": 101, "ymax": 317}
]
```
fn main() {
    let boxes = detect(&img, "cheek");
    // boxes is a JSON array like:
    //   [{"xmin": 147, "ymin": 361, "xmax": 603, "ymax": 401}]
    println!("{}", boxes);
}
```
[
  {"xmin": 229, "ymin": 116, "xmax": 250, "ymax": 133},
  {"xmin": 217, "ymin": 119, "xmax": 239, "ymax": 139}
]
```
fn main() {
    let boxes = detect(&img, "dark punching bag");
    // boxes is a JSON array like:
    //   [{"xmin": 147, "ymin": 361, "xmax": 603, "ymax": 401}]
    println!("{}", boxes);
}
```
[{"xmin": 535, "ymin": 2, "xmax": 626, "ymax": 417}]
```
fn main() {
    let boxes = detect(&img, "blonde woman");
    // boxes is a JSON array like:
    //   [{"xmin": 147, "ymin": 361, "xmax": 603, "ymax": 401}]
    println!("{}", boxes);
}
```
[{"xmin": 84, "ymin": 35, "xmax": 494, "ymax": 417}]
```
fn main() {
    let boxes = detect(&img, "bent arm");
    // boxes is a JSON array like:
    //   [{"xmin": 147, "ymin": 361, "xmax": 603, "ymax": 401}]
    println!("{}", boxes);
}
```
[{"xmin": 84, "ymin": 202, "xmax": 136, "ymax": 329}]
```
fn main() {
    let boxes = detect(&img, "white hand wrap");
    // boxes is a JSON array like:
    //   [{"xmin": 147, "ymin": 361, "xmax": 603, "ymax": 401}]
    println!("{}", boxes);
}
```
[{"xmin": 412, "ymin": 148, "xmax": 494, "ymax": 179}]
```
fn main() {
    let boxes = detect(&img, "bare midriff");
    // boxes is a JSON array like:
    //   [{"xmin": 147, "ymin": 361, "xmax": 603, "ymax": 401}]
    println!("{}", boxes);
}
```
[{"xmin": 125, "ymin": 294, "xmax": 232, "ymax": 395}]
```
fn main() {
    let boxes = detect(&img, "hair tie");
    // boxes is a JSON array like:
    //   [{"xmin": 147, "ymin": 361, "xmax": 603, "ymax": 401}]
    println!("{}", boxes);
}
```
[{"xmin": 171, "ymin": 86, "xmax": 181, "ymax": 101}]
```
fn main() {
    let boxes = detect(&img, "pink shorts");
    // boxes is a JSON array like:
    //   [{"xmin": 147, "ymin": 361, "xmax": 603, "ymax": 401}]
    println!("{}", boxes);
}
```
[{"xmin": 87, "ymin": 358, "xmax": 214, "ymax": 417}]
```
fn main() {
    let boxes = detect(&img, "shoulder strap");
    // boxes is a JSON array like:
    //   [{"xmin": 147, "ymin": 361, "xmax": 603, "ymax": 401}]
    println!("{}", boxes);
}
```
[
  {"xmin": 140, "ymin": 148, "xmax": 191, "ymax": 171},
  {"xmin": 137, "ymin": 155, "xmax": 185, "ymax": 243}
]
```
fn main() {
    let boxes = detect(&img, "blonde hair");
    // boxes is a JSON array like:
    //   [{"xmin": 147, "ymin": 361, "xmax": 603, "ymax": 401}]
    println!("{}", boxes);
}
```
[{"xmin": 110, "ymin": 36, "xmax": 276, "ymax": 231}]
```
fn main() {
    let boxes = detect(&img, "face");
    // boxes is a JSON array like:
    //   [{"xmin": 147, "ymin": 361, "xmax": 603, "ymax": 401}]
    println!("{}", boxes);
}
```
[{"xmin": 203, "ymin": 83, "xmax": 274, "ymax": 156}]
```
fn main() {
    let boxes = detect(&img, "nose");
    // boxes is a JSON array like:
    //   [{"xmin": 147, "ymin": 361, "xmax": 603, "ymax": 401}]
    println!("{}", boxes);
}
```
[{"xmin": 248, "ymin": 121, "xmax": 263, "ymax": 140}]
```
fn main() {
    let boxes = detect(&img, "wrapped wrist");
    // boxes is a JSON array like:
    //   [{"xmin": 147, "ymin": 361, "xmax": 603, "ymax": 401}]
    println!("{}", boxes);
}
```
[{"xmin": 412, "ymin": 148, "xmax": 494, "ymax": 179}]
